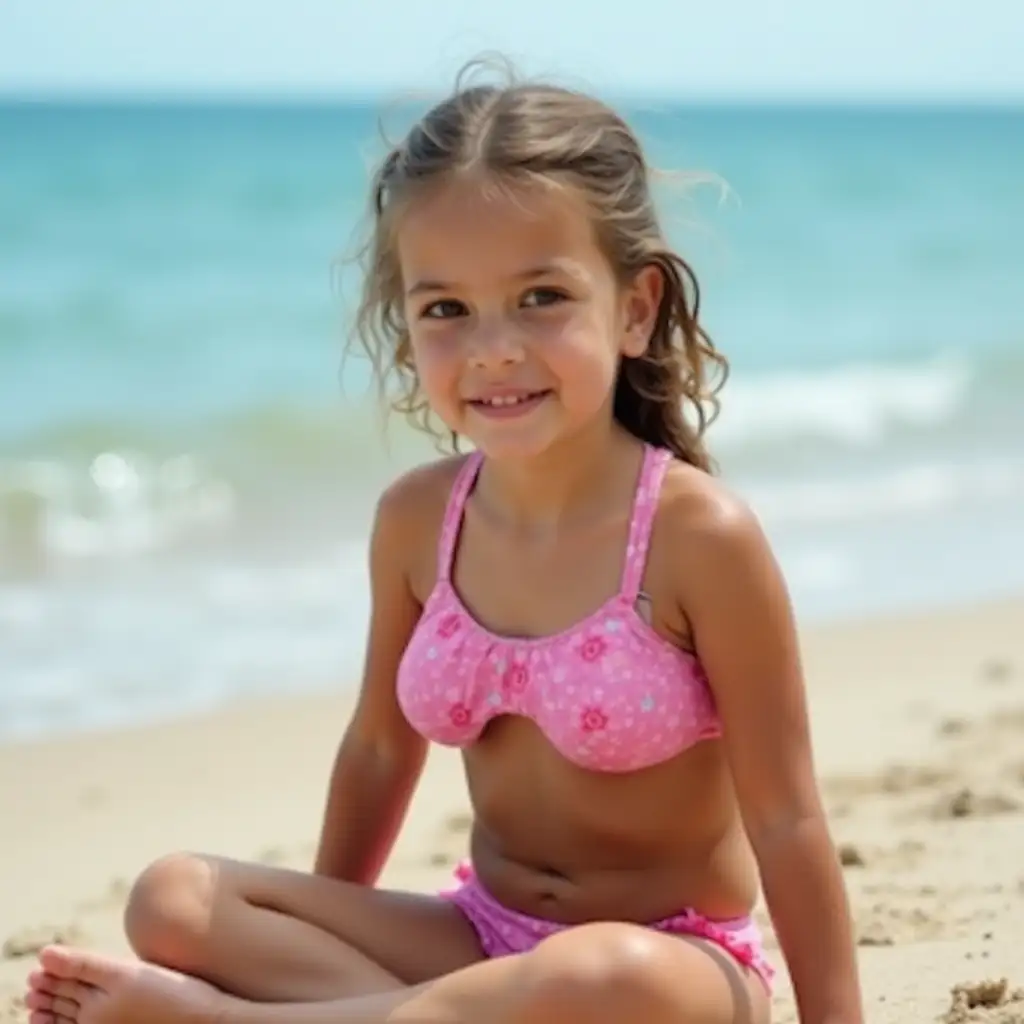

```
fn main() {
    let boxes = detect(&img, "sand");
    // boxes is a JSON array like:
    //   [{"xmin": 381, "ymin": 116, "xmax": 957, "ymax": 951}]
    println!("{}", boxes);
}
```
[{"xmin": 2, "ymin": 597, "xmax": 1023, "ymax": 1023}]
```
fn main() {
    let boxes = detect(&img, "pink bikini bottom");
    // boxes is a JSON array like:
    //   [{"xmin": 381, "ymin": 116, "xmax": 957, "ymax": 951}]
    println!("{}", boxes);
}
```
[{"xmin": 440, "ymin": 861, "xmax": 774, "ymax": 992}]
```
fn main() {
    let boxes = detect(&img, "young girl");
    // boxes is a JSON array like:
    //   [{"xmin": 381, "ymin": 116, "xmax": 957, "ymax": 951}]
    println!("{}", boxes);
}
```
[{"xmin": 26, "ymin": 64, "xmax": 864, "ymax": 1024}]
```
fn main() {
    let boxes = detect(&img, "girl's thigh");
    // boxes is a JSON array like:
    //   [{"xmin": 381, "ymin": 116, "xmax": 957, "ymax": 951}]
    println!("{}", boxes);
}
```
[
  {"xmin": 518, "ymin": 922, "xmax": 773, "ymax": 1024},
  {"xmin": 128, "ymin": 852, "xmax": 484, "ymax": 984}
]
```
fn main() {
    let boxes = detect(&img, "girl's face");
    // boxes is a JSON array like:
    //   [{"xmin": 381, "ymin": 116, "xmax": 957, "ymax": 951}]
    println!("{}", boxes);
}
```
[{"xmin": 396, "ymin": 178, "xmax": 661, "ymax": 461}]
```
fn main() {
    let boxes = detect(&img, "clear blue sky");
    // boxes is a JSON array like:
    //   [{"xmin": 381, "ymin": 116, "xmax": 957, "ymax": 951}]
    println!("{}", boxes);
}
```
[{"xmin": 2, "ymin": 0, "xmax": 1021, "ymax": 103}]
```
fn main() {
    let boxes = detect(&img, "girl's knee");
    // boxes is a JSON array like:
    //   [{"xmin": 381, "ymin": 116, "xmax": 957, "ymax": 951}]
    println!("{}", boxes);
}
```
[
  {"xmin": 516, "ymin": 923, "xmax": 679, "ymax": 1022},
  {"xmin": 123, "ymin": 851, "xmax": 219, "ymax": 969},
  {"xmin": 516, "ymin": 922, "xmax": 760, "ymax": 1024}
]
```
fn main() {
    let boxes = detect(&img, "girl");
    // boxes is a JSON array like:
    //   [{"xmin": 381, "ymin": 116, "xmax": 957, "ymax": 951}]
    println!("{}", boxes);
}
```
[{"xmin": 26, "ymin": 64, "xmax": 864, "ymax": 1024}]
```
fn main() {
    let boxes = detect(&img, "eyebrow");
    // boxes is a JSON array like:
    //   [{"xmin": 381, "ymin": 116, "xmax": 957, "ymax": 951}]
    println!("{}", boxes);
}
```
[{"xmin": 405, "ymin": 263, "xmax": 580, "ymax": 297}]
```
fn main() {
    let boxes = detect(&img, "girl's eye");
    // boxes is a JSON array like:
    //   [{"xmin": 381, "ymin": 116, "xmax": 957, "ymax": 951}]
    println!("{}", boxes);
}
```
[
  {"xmin": 521, "ymin": 288, "xmax": 568, "ymax": 309},
  {"xmin": 421, "ymin": 299, "xmax": 467, "ymax": 319}
]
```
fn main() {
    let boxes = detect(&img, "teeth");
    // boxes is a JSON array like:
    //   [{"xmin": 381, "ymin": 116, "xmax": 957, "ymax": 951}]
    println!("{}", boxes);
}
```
[{"xmin": 486, "ymin": 394, "xmax": 533, "ymax": 406}]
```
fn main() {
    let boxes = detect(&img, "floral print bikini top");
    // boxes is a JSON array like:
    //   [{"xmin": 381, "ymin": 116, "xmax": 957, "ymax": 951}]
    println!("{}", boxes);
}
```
[{"xmin": 396, "ymin": 445, "xmax": 722, "ymax": 773}]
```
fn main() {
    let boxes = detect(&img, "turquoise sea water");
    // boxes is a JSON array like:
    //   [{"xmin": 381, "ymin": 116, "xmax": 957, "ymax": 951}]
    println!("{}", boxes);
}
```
[{"xmin": 2, "ymin": 101, "xmax": 1022, "ymax": 741}]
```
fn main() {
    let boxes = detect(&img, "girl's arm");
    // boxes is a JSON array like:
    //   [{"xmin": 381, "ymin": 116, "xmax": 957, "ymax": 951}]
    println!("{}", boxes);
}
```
[
  {"xmin": 313, "ymin": 477, "xmax": 430, "ymax": 885},
  {"xmin": 672, "ymin": 485, "xmax": 863, "ymax": 1024}
]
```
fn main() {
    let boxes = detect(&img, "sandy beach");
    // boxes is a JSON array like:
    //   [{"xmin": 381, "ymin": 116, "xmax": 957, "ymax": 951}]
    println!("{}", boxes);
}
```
[{"xmin": 2, "ymin": 597, "xmax": 1023, "ymax": 1024}]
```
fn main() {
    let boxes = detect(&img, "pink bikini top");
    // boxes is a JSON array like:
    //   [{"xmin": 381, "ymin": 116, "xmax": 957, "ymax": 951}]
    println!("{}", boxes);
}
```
[{"xmin": 396, "ymin": 444, "xmax": 722, "ymax": 773}]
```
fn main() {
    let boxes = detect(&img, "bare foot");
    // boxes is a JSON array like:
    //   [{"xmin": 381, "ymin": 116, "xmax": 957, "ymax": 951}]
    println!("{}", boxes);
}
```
[{"xmin": 24, "ymin": 945, "xmax": 227, "ymax": 1024}]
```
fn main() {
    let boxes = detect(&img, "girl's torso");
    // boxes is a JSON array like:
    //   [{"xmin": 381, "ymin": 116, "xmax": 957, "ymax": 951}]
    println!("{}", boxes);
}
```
[{"xmin": 396, "ymin": 443, "xmax": 760, "ymax": 922}]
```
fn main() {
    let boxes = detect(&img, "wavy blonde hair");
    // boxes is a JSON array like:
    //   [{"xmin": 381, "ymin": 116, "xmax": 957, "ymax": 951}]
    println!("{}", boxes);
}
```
[{"xmin": 350, "ymin": 60, "xmax": 728, "ymax": 472}]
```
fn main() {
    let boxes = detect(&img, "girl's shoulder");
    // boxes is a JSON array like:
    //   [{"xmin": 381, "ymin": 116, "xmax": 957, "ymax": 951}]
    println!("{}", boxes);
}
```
[
  {"xmin": 375, "ymin": 452, "xmax": 471, "ymax": 521},
  {"xmin": 372, "ymin": 453, "xmax": 473, "ymax": 599},
  {"xmin": 654, "ymin": 456, "xmax": 778, "ymax": 604},
  {"xmin": 657, "ymin": 457, "xmax": 761, "ymax": 542}
]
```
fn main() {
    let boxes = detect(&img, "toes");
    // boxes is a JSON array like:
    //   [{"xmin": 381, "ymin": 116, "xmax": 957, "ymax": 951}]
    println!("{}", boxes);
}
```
[
  {"xmin": 30, "ymin": 1013, "xmax": 76, "ymax": 1024},
  {"xmin": 24, "ymin": 989, "xmax": 52, "ymax": 1011},
  {"xmin": 39, "ymin": 945, "xmax": 117, "ymax": 988},
  {"xmin": 28, "ymin": 969, "xmax": 56, "ymax": 994},
  {"xmin": 25, "ymin": 989, "xmax": 81, "ymax": 1013},
  {"xmin": 27, "ymin": 975, "xmax": 92, "ymax": 1004},
  {"xmin": 26, "ymin": 990, "xmax": 81, "ymax": 1024},
  {"xmin": 50, "ymin": 996, "xmax": 80, "ymax": 1020},
  {"xmin": 28, "ymin": 970, "xmax": 90, "ymax": 999}
]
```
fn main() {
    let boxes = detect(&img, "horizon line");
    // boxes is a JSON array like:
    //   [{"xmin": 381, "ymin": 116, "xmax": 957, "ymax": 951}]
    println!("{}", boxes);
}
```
[{"xmin": 2, "ymin": 87, "xmax": 1022, "ymax": 112}]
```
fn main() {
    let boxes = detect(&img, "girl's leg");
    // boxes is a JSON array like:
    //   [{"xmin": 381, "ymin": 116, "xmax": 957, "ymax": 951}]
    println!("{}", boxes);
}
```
[
  {"xmin": 122, "ymin": 852, "xmax": 483, "ymax": 1001},
  {"xmin": 27, "ymin": 921, "xmax": 772, "ymax": 1024}
]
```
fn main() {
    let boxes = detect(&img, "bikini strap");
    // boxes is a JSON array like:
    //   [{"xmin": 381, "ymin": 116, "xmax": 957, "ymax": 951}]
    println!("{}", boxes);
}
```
[
  {"xmin": 620, "ymin": 445, "xmax": 673, "ymax": 600},
  {"xmin": 436, "ymin": 451, "xmax": 484, "ymax": 582}
]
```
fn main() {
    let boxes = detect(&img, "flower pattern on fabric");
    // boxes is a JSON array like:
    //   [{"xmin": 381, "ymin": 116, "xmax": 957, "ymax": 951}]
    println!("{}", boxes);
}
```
[
  {"xmin": 501, "ymin": 663, "xmax": 530, "ymax": 697},
  {"xmin": 448, "ymin": 703, "xmax": 472, "ymax": 727},
  {"xmin": 578, "ymin": 635, "xmax": 607, "ymax": 662},
  {"xmin": 580, "ymin": 706, "xmax": 609, "ymax": 732},
  {"xmin": 396, "ymin": 445, "xmax": 723, "ymax": 773},
  {"xmin": 437, "ymin": 613, "xmax": 462, "ymax": 639}
]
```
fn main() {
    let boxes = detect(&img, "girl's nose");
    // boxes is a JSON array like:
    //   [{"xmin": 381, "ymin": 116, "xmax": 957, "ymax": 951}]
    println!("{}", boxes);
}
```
[{"xmin": 467, "ymin": 320, "xmax": 526, "ymax": 369}]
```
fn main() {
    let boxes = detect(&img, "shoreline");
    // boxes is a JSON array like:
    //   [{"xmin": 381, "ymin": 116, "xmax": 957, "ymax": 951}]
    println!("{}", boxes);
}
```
[
  {"xmin": 3, "ymin": 596, "xmax": 1024, "ymax": 1022},
  {"xmin": 5, "ymin": 580, "xmax": 1024, "ymax": 751}
]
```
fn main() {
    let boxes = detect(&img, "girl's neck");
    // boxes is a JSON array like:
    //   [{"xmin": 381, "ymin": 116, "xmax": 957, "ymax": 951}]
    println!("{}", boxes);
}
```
[{"xmin": 474, "ymin": 421, "xmax": 642, "ymax": 533}]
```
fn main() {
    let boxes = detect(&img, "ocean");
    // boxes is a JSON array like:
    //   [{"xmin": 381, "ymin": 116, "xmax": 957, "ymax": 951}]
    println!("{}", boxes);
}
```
[{"xmin": 2, "ymin": 100, "xmax": 1022, "ymax": 743}]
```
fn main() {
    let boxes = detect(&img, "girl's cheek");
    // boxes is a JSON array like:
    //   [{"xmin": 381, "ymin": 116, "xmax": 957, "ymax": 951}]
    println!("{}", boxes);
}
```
[{"xmin": 413, "ymin": 340, "xmax": 461, "ymax": 395}]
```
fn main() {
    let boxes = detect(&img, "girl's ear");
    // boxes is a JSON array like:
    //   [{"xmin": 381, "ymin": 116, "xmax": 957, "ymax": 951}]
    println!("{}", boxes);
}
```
[{"xmin": 621, "ymin": 264, "xmax": 663, "ymax": 357}]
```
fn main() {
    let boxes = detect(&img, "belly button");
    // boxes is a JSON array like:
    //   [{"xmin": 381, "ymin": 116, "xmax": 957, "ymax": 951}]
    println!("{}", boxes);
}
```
[{"xmin": 539, "ymin": 865, "xmax": 568, "ymax": 880}]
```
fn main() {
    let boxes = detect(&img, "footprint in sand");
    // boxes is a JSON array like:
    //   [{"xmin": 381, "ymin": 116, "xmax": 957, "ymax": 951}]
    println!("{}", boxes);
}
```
[
  {"xmin": 880, "ymin": 763, "xmax": 955, "ymax": 794},
  {"xmin": 837, "ymin": 838, "xmax": 929, "ymax": 872},
  {"xmin": 929, "ymin": 787, "xmax": 1022, "ymax": 821},
  {"xmin": 76, "ymin": 876, "xmax": 131, "ymax": 914},
  {"xmin": 855, "ymin": 902, "xmax": 949, "ymax": 948},
  {"xmin": 421, "ymin": 813, "xmax": 475, "ymax": 868},
  {"xmin": 444, "ymin": 812, "xmax": 473, "ymax": 834},
  {"xmin": 855, "ymin": 924, "xmax": 894, "ymax": 947},
  {"xmin": 980, "ymin": 659, "xmax": 1015, "ymax": 686},
  {"xmin": 837, "ymin": 842, "xmax": 867, "ymax": 868},
  {"xmin": 4, "ymin": 993, "xmax": 28, "ymax": 1023},
  {"xmin": 824, "ymin": 763, "xmax": 954, "ymax": 804},
  {"xmin": 2, "ymin": 924, "xmax": 85, "ymax": 961},
  {"xmin": 990, "ymin": 707, "xmax": 1024, "ymax": 732},
  {"xmin": 938, "ymin": 717, "xmax": 972, "ymax": 738}
]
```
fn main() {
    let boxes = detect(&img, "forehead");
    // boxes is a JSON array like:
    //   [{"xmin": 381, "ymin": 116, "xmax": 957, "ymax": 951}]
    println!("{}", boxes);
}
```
[{"xmin": 395, "ymin": 177, "xmax": 605, "ymax": 285}]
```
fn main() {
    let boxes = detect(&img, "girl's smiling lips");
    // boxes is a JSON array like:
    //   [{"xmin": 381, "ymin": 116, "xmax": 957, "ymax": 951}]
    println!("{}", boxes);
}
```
[{"xmin": 465, "ymin": 387, "xmax": 554, "ymax": 418}]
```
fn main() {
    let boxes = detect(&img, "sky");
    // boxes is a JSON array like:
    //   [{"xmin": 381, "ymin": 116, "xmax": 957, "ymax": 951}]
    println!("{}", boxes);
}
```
[{"xmin": 1, "ymin": 0, "xmax": 1022, "ymax": 104}]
